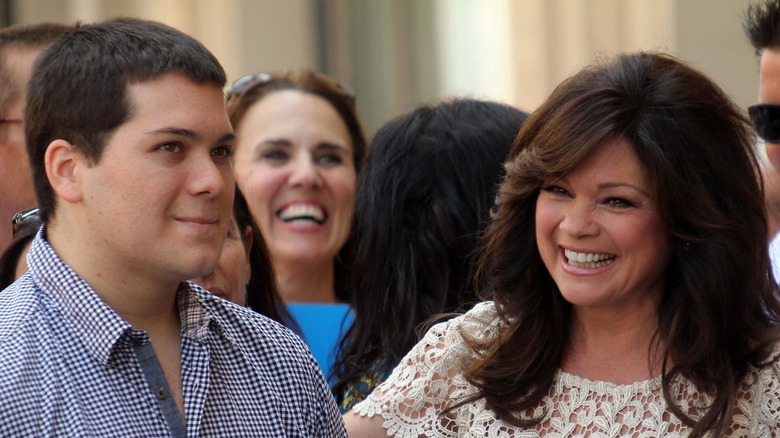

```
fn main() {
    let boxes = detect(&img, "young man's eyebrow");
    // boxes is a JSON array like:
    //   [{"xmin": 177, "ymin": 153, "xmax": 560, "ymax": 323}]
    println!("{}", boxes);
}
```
[{"xmin": 146, "ymin": 127, "xmax": 235, "ymax": 143}]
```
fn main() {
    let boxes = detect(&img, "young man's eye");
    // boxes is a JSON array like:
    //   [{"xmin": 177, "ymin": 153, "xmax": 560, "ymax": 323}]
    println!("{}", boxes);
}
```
[
  {"xmin": 158, "ymin": 142, "xmax": 183, "ymax": 153},
  {"xmin": 212, "ymin": 146, "xmax": 233, "ymax": 157}
]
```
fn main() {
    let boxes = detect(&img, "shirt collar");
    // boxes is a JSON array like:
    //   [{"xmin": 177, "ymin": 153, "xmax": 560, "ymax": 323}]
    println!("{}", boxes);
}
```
[{"xmin": 27, "ymin": 228, "xmax": 218, "ymax": 365}]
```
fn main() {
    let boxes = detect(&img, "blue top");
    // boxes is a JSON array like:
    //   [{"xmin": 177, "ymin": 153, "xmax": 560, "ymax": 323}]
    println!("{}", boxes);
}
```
[
  {"xmin": 287, "ymin": 303, "xmax": 353, "ymax": 385},
  {"xmin": 0, "ymin": 231, "xmax": 346, "ymax": 437}
]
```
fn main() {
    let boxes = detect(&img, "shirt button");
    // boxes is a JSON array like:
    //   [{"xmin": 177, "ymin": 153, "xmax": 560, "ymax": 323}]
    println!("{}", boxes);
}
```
[{"xmin": 156, "ymin": 388, "xmax": 167, "ymax": 400}]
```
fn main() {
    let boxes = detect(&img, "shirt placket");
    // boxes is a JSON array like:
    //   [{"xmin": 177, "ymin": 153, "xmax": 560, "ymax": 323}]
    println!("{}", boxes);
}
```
[{"xmin": 181, "ymin": 335, "xmax": 210, "ymax": 437}]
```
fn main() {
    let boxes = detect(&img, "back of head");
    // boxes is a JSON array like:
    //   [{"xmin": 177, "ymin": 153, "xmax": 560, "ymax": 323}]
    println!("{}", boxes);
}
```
[
  {"xmin": 0, "ymin": 22, "xmax": 72, "ymax": 114},
  {"xmin": 358, "ymin": 98, "xmax": 527, "ymax": 312},
  {"xmin": 25, "ymin": 17, "xmax": 227, "ymax": 223},
  {"xmin": 745, "ymin": 0, "xmax": 780, "ymax": 52},
  {"xmin": 333, "ymin": 98, "xmax": 527, "ymax": 400}
]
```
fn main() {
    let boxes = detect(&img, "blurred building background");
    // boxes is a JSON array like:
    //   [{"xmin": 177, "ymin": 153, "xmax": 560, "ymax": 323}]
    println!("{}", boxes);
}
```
[{"xmin": 0, "ymin": 0, "xmax": 758, "ymax": 135}]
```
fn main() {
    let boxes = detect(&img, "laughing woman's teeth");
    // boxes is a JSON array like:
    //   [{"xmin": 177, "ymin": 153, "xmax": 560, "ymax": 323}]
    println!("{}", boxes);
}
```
[
  {"xmin": 277, "ymin": 204, "xmax": 326, "ymax": 225},
  {"xmin": 564, "ymin": 249, "xmax": 616, "ymax": 268}
]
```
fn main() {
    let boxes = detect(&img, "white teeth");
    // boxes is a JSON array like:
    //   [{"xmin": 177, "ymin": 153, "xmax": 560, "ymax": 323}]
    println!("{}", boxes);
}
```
[
  {"xmin": 564, "ymin": 249, "xmax": 615, "ymax": 268},
  {"xmin": 278, "ymin": 204, "xmax": 326, "ymax": 224}
]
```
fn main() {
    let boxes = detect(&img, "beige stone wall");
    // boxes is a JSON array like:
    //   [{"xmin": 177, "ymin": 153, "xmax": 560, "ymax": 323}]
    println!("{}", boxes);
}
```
[{"xmin": 8, "ymin": 0, "xmax": 761, "ymax": 134}]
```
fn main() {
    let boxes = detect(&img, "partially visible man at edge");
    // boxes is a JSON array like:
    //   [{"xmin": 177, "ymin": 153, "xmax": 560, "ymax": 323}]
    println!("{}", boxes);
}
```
[
  {"xmin": 0, "ymin": 22, "xmax": 71, "ymax": 253},
  {"xmin": 745, "ymin": 0, "xmax": 780, "ymax": 281},
  {"xmin": 0, "ymin": 18, "xmax": 344, "ymax": 436}
]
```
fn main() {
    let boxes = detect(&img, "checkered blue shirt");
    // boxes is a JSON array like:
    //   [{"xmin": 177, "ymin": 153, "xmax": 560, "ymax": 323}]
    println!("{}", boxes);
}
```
[{"xmin": 0, "ymin": 231, "xmax": 346, "ymax": 437}]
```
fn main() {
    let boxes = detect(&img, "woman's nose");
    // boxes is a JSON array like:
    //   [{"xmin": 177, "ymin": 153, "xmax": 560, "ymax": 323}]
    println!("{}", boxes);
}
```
[
  {"xmin": 288, "ymin": 156, "xmax": 323, "ymax": 188},
  {"xmin": 559, "ymin": 203, "xmax": 600, "ymax": 237}
]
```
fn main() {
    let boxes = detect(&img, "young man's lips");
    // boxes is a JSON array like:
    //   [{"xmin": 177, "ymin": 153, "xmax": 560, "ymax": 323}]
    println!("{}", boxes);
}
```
[{"xmin": 177, "ymin": 217, "xmax": 218, "ymax": 225}]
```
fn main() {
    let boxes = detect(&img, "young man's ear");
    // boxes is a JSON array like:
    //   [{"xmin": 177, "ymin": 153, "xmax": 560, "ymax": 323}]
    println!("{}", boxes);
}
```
[{"xmin": 45, "ymin": 139, "xmax": 84, "ymax": 204}]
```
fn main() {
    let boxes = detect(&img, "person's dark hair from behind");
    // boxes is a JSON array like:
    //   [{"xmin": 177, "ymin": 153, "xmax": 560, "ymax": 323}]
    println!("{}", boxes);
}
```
[
  {"xmin": 25, "ymin": 18, "xmax": 226, "ymax": 225},
  {"xmin": 465, "ymin": 52, "xmax": 780, "ymax": 437},
  {"xmin": 332, "ymin": 98, "xmax": 528, "ymax": 406},
  {"xmin": 233, "ymin": 187, "xmax": 298, "ymax": 329},
  {"xmin": 0, "ymin": 216, "xmax": 41, "ymax": 289},
  {"xmin": 745, "ymin": 0, "xmax": 780, "ymax": 52}
]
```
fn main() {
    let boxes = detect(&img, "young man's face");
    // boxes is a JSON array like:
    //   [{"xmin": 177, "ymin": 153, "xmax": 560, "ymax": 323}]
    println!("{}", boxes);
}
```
[{"xmin": 77, "ymin": 72, "xmax": 235, "ymax": 285}]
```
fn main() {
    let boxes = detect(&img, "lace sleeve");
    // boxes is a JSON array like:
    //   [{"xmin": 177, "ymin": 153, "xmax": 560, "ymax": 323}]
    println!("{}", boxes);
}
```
[
  {"xmin": 352, "ymin": 302, "xmax": 499, "ymax": 438},
  {"xmin": 731, "ymin": 348, "xmax": 780, "ymax": 435}
]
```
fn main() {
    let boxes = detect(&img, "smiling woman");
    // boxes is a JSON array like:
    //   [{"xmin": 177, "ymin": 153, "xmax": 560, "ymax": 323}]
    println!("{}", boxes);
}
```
[
  {"xmin": 535, "ymin": 138, "xmax": 670, "ymax": 320},
  {"xmin": 344, "ymin": 52, "xmax": 780, "ymax": 437},
  {"xmin": 227, "ymin": 69, "xmax": 366, "ymax": 305},
  {"xmin": 226, "ymin": 68, "xmax": 366, "ymax": 384}
]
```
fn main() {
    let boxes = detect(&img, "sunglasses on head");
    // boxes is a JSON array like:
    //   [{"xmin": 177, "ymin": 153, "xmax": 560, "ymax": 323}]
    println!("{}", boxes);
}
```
[
  {"xmin": 11, "ymin": 207, "xmax": 40, "ymax": 238},
  {"xmin": 225, "ymin": 71, "xmax": 356, "ymax": 106},
  {"xmin": 749, "ymin": 104, "xmax": 780, "ymax": 143}
]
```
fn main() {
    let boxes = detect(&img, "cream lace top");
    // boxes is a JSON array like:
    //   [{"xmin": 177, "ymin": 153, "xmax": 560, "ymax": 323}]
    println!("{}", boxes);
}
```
[{"xmin": 353, "ymin": 302, "xmax": 780, "ymax": 437}]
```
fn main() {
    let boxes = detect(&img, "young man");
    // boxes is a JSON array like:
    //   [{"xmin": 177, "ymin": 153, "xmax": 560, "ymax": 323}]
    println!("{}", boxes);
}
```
[
  {"xmin": 0, "ymin": 18, "xmax": 345, "ymax": 436},
  {"xmin": 745, "ymin": 0, "xmax": 780, "ymax": 281},
  {"xmin": 0, "ymin": 22, "xmax": 71, "ymax": 253}
]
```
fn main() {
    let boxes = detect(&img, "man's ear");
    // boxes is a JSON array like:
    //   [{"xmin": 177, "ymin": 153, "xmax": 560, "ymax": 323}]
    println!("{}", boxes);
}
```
[{"xmin": 45, "ymin": 139, "xmax": 84, "ymax": 204}]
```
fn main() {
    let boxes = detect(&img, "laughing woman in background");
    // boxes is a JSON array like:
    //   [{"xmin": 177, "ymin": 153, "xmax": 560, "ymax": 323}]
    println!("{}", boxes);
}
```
[{"xmin": 226, "ymin": 69, "xmax": 366, "ymax": 381}]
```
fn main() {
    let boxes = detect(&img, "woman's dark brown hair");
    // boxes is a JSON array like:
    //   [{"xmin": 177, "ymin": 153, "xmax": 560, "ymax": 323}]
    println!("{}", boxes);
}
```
[
  {"xmin": 232, "ymin": 186, "xmax": 296, "ymax": 328},
  {"xmin": 225, "ymin": 68, "xmax": 367, "ymax": 302},
  {"xmin": 465, "ymin": 52, "xmax": 780, "ymax": 436}
]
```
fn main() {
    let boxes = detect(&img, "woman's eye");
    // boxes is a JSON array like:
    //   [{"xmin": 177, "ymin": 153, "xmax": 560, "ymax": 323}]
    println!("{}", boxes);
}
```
[
  {"xmin": 317, "ymin": 154, "xmax": 343, "ymax": 165},
  {"xmin": 541, "ymin": 185, "xmax": 570, "ymax": 197},
  {"xmin": 261, "ymin": 150, "xmax": 288, "ymax": 161},
  {"xmin": 604, "ymin": 197, "xmax": 634, "ymax": 208}
]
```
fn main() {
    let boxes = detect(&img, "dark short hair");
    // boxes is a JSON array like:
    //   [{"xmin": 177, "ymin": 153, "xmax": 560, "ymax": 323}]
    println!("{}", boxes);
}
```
[
  {"xmin": 745, "ymin": 0, "xmax": 780, "ymax": 52},
  {"xmin": 25, "ymin": 17, "xmax": 227, "ymax": 223},
  {"xmin": 226, "ymin": 68, "xmax": 367, "ymax": 302},
  {"xmin": 0, "ymin": 22, "xmax": 72, "ymax": 125},
  {"xmin": 468, "ymin": 52, "xmax": 780, "ymax": 437}
]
